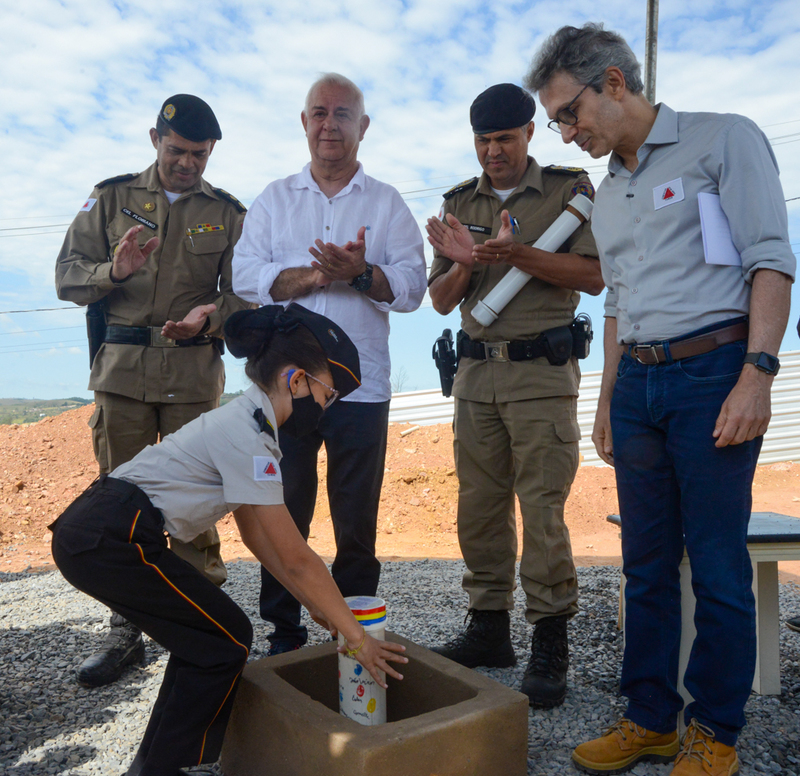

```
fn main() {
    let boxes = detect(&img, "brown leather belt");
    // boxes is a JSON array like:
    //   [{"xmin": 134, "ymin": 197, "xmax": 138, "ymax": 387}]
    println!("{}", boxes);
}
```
[{"xmin": 629, "ymin": 321, "xmax": 748, "ymax": 365}]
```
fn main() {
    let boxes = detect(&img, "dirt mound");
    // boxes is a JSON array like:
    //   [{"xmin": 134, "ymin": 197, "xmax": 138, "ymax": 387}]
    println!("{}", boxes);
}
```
[{"xmin": 2, "ymin": 406, "xmax": 799, "ymax": 580}]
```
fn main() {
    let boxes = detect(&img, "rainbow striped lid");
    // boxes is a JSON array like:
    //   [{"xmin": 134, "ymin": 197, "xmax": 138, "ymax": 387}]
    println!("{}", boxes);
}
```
[{"xmin": 345, "ymin": 596, "xmax": 387, "ymax": 626}]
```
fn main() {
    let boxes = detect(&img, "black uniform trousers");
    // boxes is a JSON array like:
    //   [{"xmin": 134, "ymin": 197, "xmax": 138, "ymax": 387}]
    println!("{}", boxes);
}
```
[
  {"xmin": 259, "ymin": 400, "xmax": 390, "ymax": 644},
  {"xmin": 50, "ymin": 478, "xmax": 252, "ymax": 776}
]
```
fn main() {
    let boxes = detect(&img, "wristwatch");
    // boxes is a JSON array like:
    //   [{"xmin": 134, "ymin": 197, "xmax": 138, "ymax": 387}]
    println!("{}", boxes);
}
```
[
  {"xmin": 743, "ymin": 352, "xmax": 780, "ymax": 376},
  {"xmin": 350, "ymin": 262, "xmax": 374, "ymax": 292}
]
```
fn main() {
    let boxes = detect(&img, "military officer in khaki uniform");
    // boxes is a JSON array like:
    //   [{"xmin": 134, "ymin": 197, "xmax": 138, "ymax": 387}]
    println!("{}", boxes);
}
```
[
  {"xmin": 55, "ymin": 94, "xmax": 252, "ymax": 688},
  {"xmin": 426, "ymin": 84, "xmax": 602, "ymax": 708}
]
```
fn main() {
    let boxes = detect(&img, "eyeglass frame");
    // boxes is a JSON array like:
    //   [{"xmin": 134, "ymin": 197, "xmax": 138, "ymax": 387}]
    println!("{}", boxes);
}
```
[
  {"xmin": 281, "ymin": 370, "xmax": 339, "ymax": 410},
  {"xmin": 546, "ymin": 83, "xmax": 590, "ymax": 134},
  {"xmin": 306, "ymin": 373, "xmax": 339, "ymax": 410}
]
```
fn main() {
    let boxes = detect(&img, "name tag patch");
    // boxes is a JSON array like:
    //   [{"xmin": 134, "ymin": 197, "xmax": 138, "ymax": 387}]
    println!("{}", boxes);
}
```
[
  {"xmin": 80, "ymin": 198, "xmax": 97, "ymax": 212},
  {"xmin": 122, "ymin": 208, "xmax": 157, "ymax": 230},
  {"xmin": 466, "ymin": 224, "xmax": 492, "ymax": 235},
  {"xmin": 253, "ymin": 456, "xmax": 282, "ymax": 483},
  {"xmin": 653, "ymin": 178, "xmax": 685, "ymax": 210}
]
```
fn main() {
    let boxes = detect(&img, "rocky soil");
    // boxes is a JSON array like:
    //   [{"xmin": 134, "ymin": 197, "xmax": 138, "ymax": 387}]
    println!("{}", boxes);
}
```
[{"xmin": 1, "ymin": 405, "xmax": 800, "ymax": 580}]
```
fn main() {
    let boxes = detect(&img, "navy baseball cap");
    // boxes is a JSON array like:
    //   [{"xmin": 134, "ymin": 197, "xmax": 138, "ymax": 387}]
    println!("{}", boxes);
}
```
[{"xmin": 225, "ymin": 304, "xmax": 362, "ymax": 398}]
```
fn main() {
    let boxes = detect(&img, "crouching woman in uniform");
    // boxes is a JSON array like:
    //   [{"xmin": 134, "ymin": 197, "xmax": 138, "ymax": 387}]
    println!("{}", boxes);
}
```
[{"xmin": 49, "ymin": 303, "xmax": 408, "ymax": 776}]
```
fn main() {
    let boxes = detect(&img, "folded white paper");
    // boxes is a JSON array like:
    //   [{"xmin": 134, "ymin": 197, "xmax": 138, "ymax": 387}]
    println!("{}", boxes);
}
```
[{"xmin": 698, "ymin": 192, "xmax": 741, "ymax": 267}]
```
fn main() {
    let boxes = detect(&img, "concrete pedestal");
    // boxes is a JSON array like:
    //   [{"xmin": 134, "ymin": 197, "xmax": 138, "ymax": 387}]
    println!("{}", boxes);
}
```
[{"xmin": 221, "ymin": 632, "xmax": 529, "ymax": 776}]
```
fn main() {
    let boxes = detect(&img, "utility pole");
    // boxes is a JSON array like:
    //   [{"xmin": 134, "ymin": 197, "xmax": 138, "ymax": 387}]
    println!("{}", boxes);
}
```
[{"xmin": 644, "ymin": 0, "xmax": 659, "ymax": 104}]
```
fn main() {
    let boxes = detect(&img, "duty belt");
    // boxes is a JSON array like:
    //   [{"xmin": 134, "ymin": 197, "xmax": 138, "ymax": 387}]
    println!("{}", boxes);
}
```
[
  {"xmin": 104, "ymin": 325, "xmax": 214, "ymax": 348},
  {"xmin": 459, "ymin": 332, "xmax": 550, "ymax": 362},
  {"xmin": 628, "ymin": 321, "xmax": 749, "ymax": 365}
]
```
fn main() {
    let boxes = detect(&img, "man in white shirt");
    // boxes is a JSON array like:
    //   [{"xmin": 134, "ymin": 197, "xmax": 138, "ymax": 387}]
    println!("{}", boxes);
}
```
[{"xmin": 232, "ymin": 73, "xmax": 427, "ymax": 654}]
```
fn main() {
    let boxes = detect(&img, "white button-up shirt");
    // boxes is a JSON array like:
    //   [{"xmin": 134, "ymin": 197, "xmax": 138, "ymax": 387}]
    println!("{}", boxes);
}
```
[
  {"xmin": 232, "ymin": 163, "xmax": 427, "ymax": 402},
  {"xmin": 593, "ymin": 104, "xmax": 796, "ymax": 344}
]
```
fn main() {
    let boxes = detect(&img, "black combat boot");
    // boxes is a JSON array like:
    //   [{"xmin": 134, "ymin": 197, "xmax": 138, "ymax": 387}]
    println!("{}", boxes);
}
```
[
  {"xmin": 431, "ymin": 609, "xmax": 516, "ymax": 668},
  {"xmin": 520, "ymin": 614, "xmax": 569, "ymax": 708},
  {"xmin": 77, "ymin": 613, "xmax": 145, "ymax": 687}
]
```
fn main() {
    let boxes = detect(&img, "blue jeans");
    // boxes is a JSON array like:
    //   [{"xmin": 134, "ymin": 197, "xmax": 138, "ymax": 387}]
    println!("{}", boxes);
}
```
[{"xmin": 611, "ymin": 337, "xmax": 759, "ymax": 746}]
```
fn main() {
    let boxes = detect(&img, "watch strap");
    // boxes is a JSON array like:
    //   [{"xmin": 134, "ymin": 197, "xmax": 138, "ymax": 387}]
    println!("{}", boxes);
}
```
[{"xmin": 743, "ymin": 351, "xmax": 780, "ymax": 375}]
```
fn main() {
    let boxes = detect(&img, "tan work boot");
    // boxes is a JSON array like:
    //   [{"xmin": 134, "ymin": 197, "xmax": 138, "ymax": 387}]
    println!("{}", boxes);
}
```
[
  {"xmin": 572, "ymin": 718, "xmax": 679, "ymax": 774},
  {"xmin": 671, "ymin": 719, "xmax": 739, "ymax": 776}
]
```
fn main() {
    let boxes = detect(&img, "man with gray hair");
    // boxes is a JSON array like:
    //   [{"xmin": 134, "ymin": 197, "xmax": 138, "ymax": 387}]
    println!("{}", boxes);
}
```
[
  {"xmin": 529, "ymin": 23, "xmax": 795, "ymax": 776},
  {"xmin": 232, "ymin": 73, "xmax": 427, "ymax": 655}
]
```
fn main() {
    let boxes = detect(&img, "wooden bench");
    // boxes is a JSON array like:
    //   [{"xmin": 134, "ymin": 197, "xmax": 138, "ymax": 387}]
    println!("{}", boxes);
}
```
[{"xmin": 607, "ymin": 512, "xmax": 800, "ymax": 702}]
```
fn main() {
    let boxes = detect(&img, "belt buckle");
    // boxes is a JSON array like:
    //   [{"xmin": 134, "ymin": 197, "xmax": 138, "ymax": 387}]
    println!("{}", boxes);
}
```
[
  {"xmin": 150, "ymin": 328, "xmax": 178, "ymax": 347},
  {"xmin": 483, "ymin": 341, "xmax": 510, "ymax": 362},
  {"xmin": 633, "ymin": 345, "xmax": 659, "ymax": 365}
]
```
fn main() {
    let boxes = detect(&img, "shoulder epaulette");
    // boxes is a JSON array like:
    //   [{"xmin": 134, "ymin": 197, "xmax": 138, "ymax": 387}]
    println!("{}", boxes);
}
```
[
  {"xmin": 95, "ymin": 172, "xmax": 139, "ymax": 189},
  {"xmin": 253, "ymin": 408, "xmax": 276, "ymax": 440},
  {"xmin": 542, "ymin": 165, "xmax": 587, "ymax": 177},
  {"xmin": 443, "ymin": 177, "xmax": 479, "ymax": 200},
  {"xmin": 212, "ymin": 187, "xmax": 247, "ymax": 213}
]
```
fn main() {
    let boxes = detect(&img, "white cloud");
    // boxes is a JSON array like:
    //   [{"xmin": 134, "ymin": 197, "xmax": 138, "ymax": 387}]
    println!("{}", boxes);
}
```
[{"xmin": 1, "ymin": 0, "xmax": 798, "ymax": 397}]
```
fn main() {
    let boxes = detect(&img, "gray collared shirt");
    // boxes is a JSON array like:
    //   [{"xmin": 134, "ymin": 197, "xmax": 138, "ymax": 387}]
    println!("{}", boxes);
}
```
[
  {"xmin": 592, "ymin": 104, "xmax": 795, "ymax": 344},
  {"xmin": 113, "ymin": 384, "xmax": 284, "ymax": 543}
]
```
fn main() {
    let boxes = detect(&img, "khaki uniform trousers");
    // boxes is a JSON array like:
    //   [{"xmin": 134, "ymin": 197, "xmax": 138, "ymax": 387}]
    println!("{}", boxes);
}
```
[
  {"xmin": 90, "ymin": 390, "xmax": 226, "ymax": 586},
  {"xmin": 453, "ymin": 394, "xmax": 580, "ymax": 624}
]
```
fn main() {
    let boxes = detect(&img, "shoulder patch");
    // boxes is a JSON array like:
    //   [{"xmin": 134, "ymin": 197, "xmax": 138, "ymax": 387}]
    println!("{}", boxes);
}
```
[
  {"xmin": 212, "ymin": 187, "xmax": 247, "ymax": 213},
  {"xmin": 571, "ymin": 180, "xmax": 595, "ymax": 200},
  {"xmin": 95, "ymin": 173, "xmax": 139, "ymax": 189},
  {"xmin": 443, "ymin": 177, "xmax": 479, "ymax": 200},
  {"xmin": 543, "ymin": 165, "xmax": 587, "ymax": 178}
]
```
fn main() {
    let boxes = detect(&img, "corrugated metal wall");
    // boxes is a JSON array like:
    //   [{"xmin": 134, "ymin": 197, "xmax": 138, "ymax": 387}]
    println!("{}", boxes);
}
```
[{"xmin": 388, "ymin": 350, "xmax": 800, "ymax": 467}]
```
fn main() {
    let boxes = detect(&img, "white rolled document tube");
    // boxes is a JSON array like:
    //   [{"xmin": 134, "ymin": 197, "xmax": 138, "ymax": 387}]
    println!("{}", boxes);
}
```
[{"xmin": 471, "ymin": 193, "xmax": 594, "ymax": 328}]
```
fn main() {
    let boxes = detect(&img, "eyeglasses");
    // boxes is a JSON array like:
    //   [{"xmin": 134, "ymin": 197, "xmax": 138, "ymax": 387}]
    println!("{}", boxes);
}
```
[
  {"xmin": 547, "ymin": 84, "xmax": 590, "ymax": 134},
  {"xmin": 306, "ymin": 373, "xmax": 339, "ymax": 410}
]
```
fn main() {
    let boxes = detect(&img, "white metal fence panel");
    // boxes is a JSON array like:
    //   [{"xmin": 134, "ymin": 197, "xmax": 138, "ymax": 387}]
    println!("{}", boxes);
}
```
[{"xmin": 388, "ymin": 350, "xmax": 800, "ymax": 467}]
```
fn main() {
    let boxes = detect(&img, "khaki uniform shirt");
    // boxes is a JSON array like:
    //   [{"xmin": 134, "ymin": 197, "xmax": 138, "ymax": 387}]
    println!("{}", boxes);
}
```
[
  {"xmin": 55, "ymin": 162, "xmax": 251, "ymax": 403},
  {"xmin": 429, "ymin": 158, "xmax": 598, "ymax": 403},
  {"xmin": 114, "ymin": 384, "xmax": 284, "ymax": 543}
]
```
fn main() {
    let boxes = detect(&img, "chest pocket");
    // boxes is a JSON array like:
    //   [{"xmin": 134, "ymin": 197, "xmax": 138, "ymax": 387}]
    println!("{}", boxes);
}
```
[
  {"xmin": 107, "ymin": 212, "xmax": 158, "ymax": 254},
  {"xmin": 183, "ymin": 232, "xmax": 229, "ymax": 286}
]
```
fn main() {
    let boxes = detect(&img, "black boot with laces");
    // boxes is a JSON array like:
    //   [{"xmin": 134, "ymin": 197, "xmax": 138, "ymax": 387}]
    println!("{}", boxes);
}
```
[
  {"xmin": 77, "ymin": 613, "xmax": 144, "ymax": 687},
  {"xmin": 431, "ymin": 609, "xmax": 516, "ymax": 668},
  {"xmin": 521, "ymin": 614, "xmax": 569, "ymax": 708}
]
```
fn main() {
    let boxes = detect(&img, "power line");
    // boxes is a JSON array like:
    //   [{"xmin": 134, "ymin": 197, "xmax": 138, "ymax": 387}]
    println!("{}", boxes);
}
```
[
  {"xmin": 0, "ymin": 307, "xmax": 81, "ymax": 314},
  {"xmin": 0, "ymin": 339, "xmax": 86, "ymax": 354},
  {"xmin": 0, "ymin": 223, "xmax": 70, "ymax": 232},
  {"xmin": 0, "ymin": 325, "xmax": 84, "ymax": 337}
]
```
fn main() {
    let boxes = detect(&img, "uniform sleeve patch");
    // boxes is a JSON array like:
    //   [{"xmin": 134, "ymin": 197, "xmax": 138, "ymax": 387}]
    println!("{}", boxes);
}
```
[
  {"xmin": 571, "ymin": 181, "xmax": 595, "ymax": 200},
  {"xmin": 80, "ymin": 198, "xmax": 97, "ymax": 212},
  {"xmin": 253, "ymin": 456, "xmax": 282, "ymax": 482}
]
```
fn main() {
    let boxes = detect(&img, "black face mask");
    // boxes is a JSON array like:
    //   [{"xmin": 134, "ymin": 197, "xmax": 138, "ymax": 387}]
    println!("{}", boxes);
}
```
[{"xmin": 280, "ymin": 392, "xmax": 324, "ymax": 437}]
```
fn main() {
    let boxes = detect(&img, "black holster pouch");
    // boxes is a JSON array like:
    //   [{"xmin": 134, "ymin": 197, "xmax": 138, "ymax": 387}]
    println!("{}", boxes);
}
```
[
  {"xmin": 541, "ymin": 325, "xmax": 574, "ymax": 366},
  {"xmin": 432, "ymin": 328, "xmax": 459, "ymax": 397},
  {"xmin": 541, "ymin": 314, "xmax": 593, "ymax": 366},
  {"xmin": 86, "ymin": 301, "xmax": 107, "ymax": 368},
  {"xmin": 570, "ymin": 313, "xmax": 593, "ymax": 360}
]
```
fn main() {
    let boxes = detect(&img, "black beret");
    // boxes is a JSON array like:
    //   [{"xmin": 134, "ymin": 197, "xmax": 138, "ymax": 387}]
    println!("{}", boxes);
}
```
[
  {"xmin": 225, "ymin": 304, "xmax": 362, "ymax": 399},
  {"xmin": 158, "ymin": 94, "xmax": 222, "ymax": 142},
  {"xmin": 470, "ymin": 83, "xmax": 536, "ymax": 135}
]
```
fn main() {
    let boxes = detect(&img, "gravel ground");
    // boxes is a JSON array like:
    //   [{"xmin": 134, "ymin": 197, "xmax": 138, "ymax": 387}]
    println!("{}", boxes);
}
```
[{"xmin": 1, "ymin": 561, "xmax": 799, "ymax": 775}]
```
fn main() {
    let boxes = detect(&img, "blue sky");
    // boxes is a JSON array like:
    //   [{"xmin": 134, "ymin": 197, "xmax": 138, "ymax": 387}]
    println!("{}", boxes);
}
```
[{"xmin": 1, "ymin": 0, "xmax": 799, "ymax": 398}]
